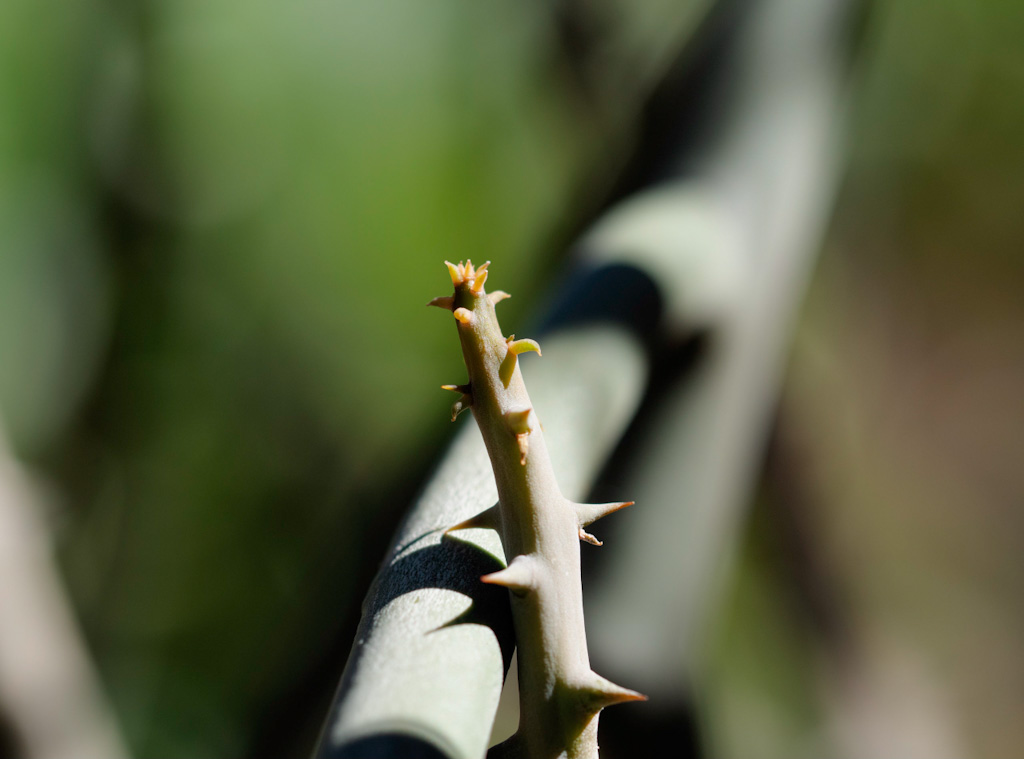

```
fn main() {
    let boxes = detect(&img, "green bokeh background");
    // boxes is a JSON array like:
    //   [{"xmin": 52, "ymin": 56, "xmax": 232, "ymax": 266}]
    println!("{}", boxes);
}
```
[{"xmin": 1, "ymin": 0, "xmax": 1022, "ymax": 757}]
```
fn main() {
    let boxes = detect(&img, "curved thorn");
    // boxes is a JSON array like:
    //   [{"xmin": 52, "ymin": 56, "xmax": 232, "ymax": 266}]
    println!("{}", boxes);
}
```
[
  {"xmin": 427, "ymin": 295, "xmax": 454, "ymax": 310},
  {"xmin": 575, "ymin": 501, "xmax": 634, "ymax": 528},
  {"xmin": 507, "ymin": 338, "xmax": 541, "ymax": 357},
  {"xmin": 578, "ymin": 527, "xmax": 603, "ymax": 546},
  {"xmin": 453, "ymin": 307, "xmax": 473, "ymax": 325},
  {"xmin": 488, "ymin": 290, "xmax": 511, "ymax": 306}
]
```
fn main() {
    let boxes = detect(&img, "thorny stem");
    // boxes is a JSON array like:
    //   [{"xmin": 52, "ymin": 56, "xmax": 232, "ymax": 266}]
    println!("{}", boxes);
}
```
[{"xmin": 434, "ymin": 261, "xmax": 643, "ymax": 759}]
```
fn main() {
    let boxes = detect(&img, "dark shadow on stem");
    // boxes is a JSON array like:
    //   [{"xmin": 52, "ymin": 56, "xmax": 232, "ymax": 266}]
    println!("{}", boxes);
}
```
[{"xmin": 315, "ymin": 537, "xmax": 515, "ymax": 759}]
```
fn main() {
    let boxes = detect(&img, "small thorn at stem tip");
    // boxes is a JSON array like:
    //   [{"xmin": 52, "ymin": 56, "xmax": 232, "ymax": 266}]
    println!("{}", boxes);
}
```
[
  {"xmin": 488, "ymin": 290, "xmax": 510, "ymax": 306},
  {"xmin": 453, "ymin": 307, "xmax": 473, "ymax": 325},
  {"xmin": 444, "ymin": 260, "xmax": 463, "ymax": 285},
  {"xmin": 427, "ymin": 295, "xmax": 454, "ymax": 310},
  {"xmin": 470, "ymin": 262, "xmax": 490, "ymax": 293}
]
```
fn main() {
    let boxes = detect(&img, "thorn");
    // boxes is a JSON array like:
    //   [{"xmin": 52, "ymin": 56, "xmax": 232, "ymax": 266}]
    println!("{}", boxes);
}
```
[
  {"xmin": 441, "ymin": 383, "xmax": 471, "ymax": 395},
  {"xmin": 427, "ymin": 295, "xmax": 454, "ymax": 310},
  {"xmin": 578, "ymin": 527, "xmax": 603, "ymax": 546},
  {"xmin": 445, "ymin": 503, "xmax": 500, "ymax": 535},
  {"xmin": 453, "ymin": 307, "xmax": 473, "ymax": 325},
  {"xmin": 579, "ymin": 672, "xmax": 648, "ymax": 713},
  {"xmin": 575, "ymin": 501, "xmax": 634, "ymax": 528},
  {"xmin": 481, "ymin": 554, "xmax": 535, "ymax": 595},
  {"xmin": 498, "ymin": 337, "xmax": 539, "ymax": 388},
  {"xmin": 471, "ymin": 268, "xmax": 488, "ymax": 293},
  {"xmin": 488, "ymin": 290, "xmax": 511, "ymax": 306},
  {"xmin": 504, "ymin": 410, "xmax": 533, "ymax": 465},
  {"xmin": 451, "ymin": 394, "xmax": 472, "ymax": 421},
  {"xmin": 507, "ymin": 337, "xmax": 541, "ymax": 357},
  {"xmin": 445, "ymin": 260, "xmax": 463, "ymax": 285},
  {"xmin": 504, "ymin": 408, "xmax": 534, "ymax": 435},
  {"xmin": 470, "ymin": 262, "xmax": 490, "ymax": 294}
]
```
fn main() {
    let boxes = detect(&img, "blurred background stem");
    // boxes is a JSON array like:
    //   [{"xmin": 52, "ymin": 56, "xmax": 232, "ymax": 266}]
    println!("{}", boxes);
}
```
[{"xmin": 0, "ymin": 424, "xmax": 128, "ymax": 759}]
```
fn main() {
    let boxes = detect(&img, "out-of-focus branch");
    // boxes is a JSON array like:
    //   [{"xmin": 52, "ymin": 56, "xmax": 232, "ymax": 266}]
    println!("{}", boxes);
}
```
[
  {"xmin": 578, "ymin": 1, "xmax": 963, "ymax": 756},
  {"xmin": 586, "ymin": 0, "xmax": 855, "ymax": 695},
  {"xmin": 0, "ymin": 426, "xmax": 129, "ymax": 759}
]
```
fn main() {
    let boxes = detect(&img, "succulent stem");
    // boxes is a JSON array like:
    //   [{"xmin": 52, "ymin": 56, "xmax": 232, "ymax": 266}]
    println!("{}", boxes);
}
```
[{"xmin": 435, "ymin": 261, "xmax": 643, "ymax": 758}]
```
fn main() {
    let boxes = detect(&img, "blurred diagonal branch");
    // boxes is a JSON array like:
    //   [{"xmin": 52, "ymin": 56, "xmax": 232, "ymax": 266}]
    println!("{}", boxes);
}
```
[
  {"xmin": 0, "ymin": 425, "xmax": 129, "ymax": 759},
  {"xmin": 588, "ymin": 0, "xmax": 855, "ymax": 690}
]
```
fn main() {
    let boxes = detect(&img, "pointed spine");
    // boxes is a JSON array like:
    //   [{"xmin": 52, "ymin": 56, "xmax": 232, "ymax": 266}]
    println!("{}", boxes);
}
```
[
  {"xmin": 481, "ymin": 555, "xmax": 535, "ymax": 596},
  {"xmin": 445, "ymin": 260, "xmax": 463, "ymax": 285},
  {"xmin": 577, "ymin": 672, "xmax": 648, "ymax": 713},
  {"xmin": 444, "ymin": 503, "xmax": 500, "ymax": 535},
  {"xmin": 470, "ymin": 261, "xmax": 490, "ymax": 293},
  {"xmin": 441, "ymin": 384, "xmax": 472, "ymax": 422},
  {"xmin": 575, "ymin": 501, "xmax": 634, "ymax": 528},
  {"xmin": 427, "ymin": 295, "xmax": 454, "ymax": 310}
]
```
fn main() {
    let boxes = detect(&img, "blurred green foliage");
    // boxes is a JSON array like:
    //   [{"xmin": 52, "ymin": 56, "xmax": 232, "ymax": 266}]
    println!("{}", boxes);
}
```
[
  {"xmin": 0, "ymin": 1, "xmax": 707, "ymax": 756},
  {"xmin": 2, "ymin": 0, "xmax": 1023, "ymax": 757}
]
